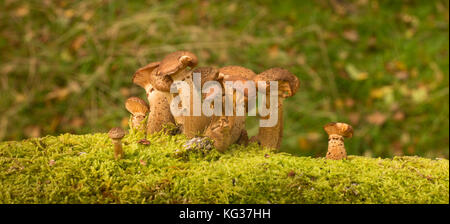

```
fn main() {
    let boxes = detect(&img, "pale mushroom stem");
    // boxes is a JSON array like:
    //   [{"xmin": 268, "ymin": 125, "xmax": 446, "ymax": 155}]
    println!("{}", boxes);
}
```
[
  {"xmin": 171, "ymin": 69, "xmax": 211, "ymax": 138},
  {"xmin": 131, "ymin": 115, "xmax": 145, "ymax": 131},
  {"xmin": 326, "ymin": 134, "xmax": 347, "ymax": 160},
  {"xmin": 112, "ymin": 139, "xmax": 124, "ymax": 160},
  {"xmin": 146, "ymin": 90, "xmax": 175, "ymax": 134},
  {"xmin": 256, "ymin": 98, "xmax": 284, "ymax": 150}
]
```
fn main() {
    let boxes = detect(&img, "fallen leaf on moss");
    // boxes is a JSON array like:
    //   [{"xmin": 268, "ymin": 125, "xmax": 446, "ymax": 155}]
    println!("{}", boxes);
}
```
[{"xmin": 138, "ymin": 139, "xmax": 151, "ymax": 145}]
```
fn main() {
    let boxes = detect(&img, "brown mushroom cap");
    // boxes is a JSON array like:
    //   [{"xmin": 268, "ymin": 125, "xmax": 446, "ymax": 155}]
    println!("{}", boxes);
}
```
[
  {"xmin": 157, "ymin": 51, "xmax": 198, "ymax": 76},
  {"xmin": 219, "ymin": 65, "xmax": 256, "ymax": 80},
  {"xmin": 324, "ymin": 122, "xmax": 353, "ymax": 138},
  {"xmin": 133, "ymin": 61, "xmax": 160, "ymax": 88},
  {"xmin": 108, "ymin": 127, "xmax": 125, "ymax": 139},
  {"xmin": 222, "ymin": 75, "xmax": 256, "ymax": 99},
  {"xmin": 125, "ymin": 97, "xmax": 149, "ymax": 115},
  {"xmin": 192, "ymin": 67, "xmax": 219, "ymax": 86},
  {"xmin": 149, "ymin": 72, "xmax": 173, "ymax": 92},
  {"xmin": 253, "ymin": 68, "xmax": 300, "ymax": 98}
]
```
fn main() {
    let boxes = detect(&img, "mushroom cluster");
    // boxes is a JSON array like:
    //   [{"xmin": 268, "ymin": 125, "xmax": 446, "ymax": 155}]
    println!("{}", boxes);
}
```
[{"xmin": 126, "ymin": 51, "xmax": 300, "ymax": 152}]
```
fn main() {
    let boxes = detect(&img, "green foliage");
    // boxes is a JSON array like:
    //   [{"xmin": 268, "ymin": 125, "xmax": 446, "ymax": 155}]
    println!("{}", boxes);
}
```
[
  {"xmin": 0, "ymin": 132, "xmax": 448, "ymax": 204},
  {"xmin": 0, "ymin": 0, "xmax": 448, "ymax": 159}
]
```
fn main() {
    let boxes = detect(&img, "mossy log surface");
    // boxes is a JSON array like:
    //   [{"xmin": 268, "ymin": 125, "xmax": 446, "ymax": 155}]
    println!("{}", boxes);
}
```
[{"xmin": 0, "ymin": 131, "xmax": 448, "ymax": 204}]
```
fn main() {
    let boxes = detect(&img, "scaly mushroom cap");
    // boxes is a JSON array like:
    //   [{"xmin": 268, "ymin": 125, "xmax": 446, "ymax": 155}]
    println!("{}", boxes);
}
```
[
  {"xmin": 192, "ymin": 67, "xmax": 220, "ymax": 86},
  {"xmin": 222, "ymin": 75, "xmax": 256, "ymax": 99},
  {"xmin": 108, "ymin": 127, "xmax": 125, "ymax": 139},
  {"xmin": 125, "ymin": 97, "xmax": 149, "ymax": 116},
  {"xmin": 149, "ymin": 72, "xmax": 173, "ymax": 92},
  {"xmin": 133, "ymin": 61, "xmax": 173, "ymax": 92},
  {"xmin": 157, "ymin": 51, "xmax": 198, "ymax": 76},
  {"xmin": 253, "ymin": 68, "xmax": 300, "ymax": 98},
  {"xmin": 133, "ymin": 61, "xmax": 160, "ymax": 89},
  {"xmin": 324, "ymin": 122, "xmax": 353, "ymax": 138},
  {"xmin": 219, "ymin": 65, "xmax": 256, "ymax": 80}
]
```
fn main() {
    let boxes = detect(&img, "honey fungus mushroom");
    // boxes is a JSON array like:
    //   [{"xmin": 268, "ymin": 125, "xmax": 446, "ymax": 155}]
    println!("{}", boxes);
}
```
[
  {"xmin": 178, "ymin": 66, "xmax": 219, "ymax": 138},
  {"xmin": 125, "ymin": 97, "xmax": 149, "ymax": 131},
  {"xmin": 200, "ymin": 66, "xmax": 258, "ymax": 151},
  {"xmin": 133, "ymin": 61, "xmax": 175, "ymax": 134},
  {"xmin": 151, "ymin": 51, "xmax": 213, "ymax": 138},
  {"xmin": 251, "ymin": 68, "xmax": 300, "ymax": 149},
  {"xmin": 324, "ymin": 122, "xmax": 353, "ymax": 160},
  {"xmin": 219, "ymin": 65, "xmax": 256, "ymax": 80},
  {"xmin": 156, "ymin": 50, "xmax": 198, "ymax": 81},
  {"xmin": 108, "ymin": 127, "xmax": 125, "ymax": 160},
  {"xmin": 219, "ymin": 65, "xmax": 257, "ymax": 113}
]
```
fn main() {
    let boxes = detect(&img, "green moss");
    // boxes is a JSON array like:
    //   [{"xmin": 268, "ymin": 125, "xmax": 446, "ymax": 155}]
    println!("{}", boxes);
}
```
[{"xmin": 0, "ymin": 132, "xmax": 448, "ymax": 204}]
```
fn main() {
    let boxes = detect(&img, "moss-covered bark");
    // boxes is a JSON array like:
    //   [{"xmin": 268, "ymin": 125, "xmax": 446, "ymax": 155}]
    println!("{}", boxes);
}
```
[{"xmin": 0, "ymin": 131, "xmax": 448, "ymax": 204}]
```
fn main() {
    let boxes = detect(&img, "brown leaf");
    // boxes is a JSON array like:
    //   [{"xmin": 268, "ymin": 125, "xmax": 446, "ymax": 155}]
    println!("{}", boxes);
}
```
[
  {"xmin": 14, "ymin": 6, "xmax": 29, "ymax": 17},
  {"xmin": 138, "ymin": 139, "xmax": 151, "ymax": 145},
  {"xmin": 120, "ymin": 88, "xmax": 131, "ymax": 97},
  {"xmin": 393, "ymin": 111, "xmax": 405, "ymax": 121},
  {"xmin": 268, "ymin": 45, "xmax": 279, "ymax": 59},
  {"xmin": 366, "ymin": 112, "xmax": 387, "ymax": 125},
  {"xmin": 24, "ymin": 125, "xmax": 41, "ymax": 138},
  {"xmin": 121, "ymin": 117, "xmax": 129, "ymax": 128},
  {"xmin": 395, "ymin": 71, "xmax": 409, "ymax": 80},
  {"xmin": 297, "ymin": 137, "xmax": 310, "ymax": 151},
  {"xmin": 45, "ymin": 87, "xmax": 71, "ymax": 101},
  {"xmin": 345, "ymin": 98, "xmax": 355, "ymax": 108},
  {"xmin": 71, "ymin": 36, "xmax": 86, "ymax": 51},
  {"xmin": 139, "ymin": 160, "xmax": 147, "ymax": 166},
  {"xmin": 407, "ymin": 146, "xmax": 415, "ymax": 154},
  {"xmin": 348, "ymin": 112, "xmax": 361, "ymax": 124},
  {"xmin": 342, "ymin": 30, "xmax": 359, "ymax": 42},
  {"xmin": 367, "ymin": 36, "xmax": 377, "ymax": 49},
  {"xmin": 288, "ymin": 170, "xmax": 296, "ymax": 177},
  {"xmin": 306, "ymin": 132, "xmax": 321, "ymax": 141},
  {"xmin": 392, "ymin": 141, "xmax": 404, "ymax": 156},
  {"xmin": 70, "ymin": 117, "xmax": 85, "ymax": 129}
]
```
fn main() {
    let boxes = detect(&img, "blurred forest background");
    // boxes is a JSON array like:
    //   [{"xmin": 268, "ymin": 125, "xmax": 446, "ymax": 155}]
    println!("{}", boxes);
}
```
[{"xmin": 0, "ymin": 0, "xmax": 448, "ymax": 158}]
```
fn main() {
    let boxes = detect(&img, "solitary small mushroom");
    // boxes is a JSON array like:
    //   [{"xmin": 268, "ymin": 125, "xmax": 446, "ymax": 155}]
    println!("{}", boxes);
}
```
[
  {"xmin": 125, "ymin": 97, "xmax": 149, "ymax": 131},
  {"xmin": 323, "ymin": 122, "xmax": 353, "ymax": 160},
  {"xmin": 252, "ymin": 68, "xmax": 300, "ymax": 149},
  {"xmin": 108, "ymin": 127, "xmax": 125, "ymax": 160}
]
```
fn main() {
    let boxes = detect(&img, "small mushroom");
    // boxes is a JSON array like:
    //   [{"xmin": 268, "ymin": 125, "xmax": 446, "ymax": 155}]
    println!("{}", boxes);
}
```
[
  {"xmin": 133, "ymin": 61, "xmax": 175, "ymax": 134},
  {"xmin": 125, "ymin": 97, "xmax": 149, "ymax": 131},
  {"xmin": 323, "ymin": 122, "xmax": 353, "ymax": 160},
  {"xmin": 108, "ymin": 127, "xmax": 125, "ymax": 160},
  {"xmin": 251, "ymin": 68, "xmax": 300, "ymax": 149}
]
